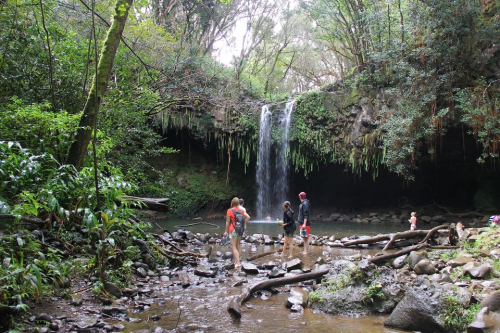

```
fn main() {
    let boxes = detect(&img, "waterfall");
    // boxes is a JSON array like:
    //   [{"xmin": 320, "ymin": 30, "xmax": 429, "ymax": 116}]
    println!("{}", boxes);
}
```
[
  {"xmin": 256, "ymin": 105, "xmax": 273, "ymax": 219},
  {"xmin": 255, "ymin": 101, "xmax": 295, "ymax": 219},
  {"xmin": 274, "ymin": 100, "xmax": 295, "ymax": 213}
]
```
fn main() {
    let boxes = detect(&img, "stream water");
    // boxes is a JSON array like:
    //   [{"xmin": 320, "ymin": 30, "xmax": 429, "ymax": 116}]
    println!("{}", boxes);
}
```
[{"xmin": 115, "ymin": 219, "xmax": 410, "ymax": 332}]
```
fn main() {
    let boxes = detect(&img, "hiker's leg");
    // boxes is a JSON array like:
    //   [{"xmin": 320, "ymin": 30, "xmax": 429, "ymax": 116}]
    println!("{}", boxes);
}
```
[
  {"xmin": 281, "ymin": 237, "xmax": 288, "ymax": 257},
  {"xmin": 289, "ymin": 236, "xmax": 294, "ymax": 258},
  {"xmin": 230, "ymin": 237, "xmax": 240, "ymax": 266}
]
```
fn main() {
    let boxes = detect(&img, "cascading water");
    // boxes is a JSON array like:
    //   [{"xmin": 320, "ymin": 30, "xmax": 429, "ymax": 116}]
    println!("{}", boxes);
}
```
[
  {"xmin": 255, "ymin": 101, "xmax": 295, "ymax": 220},
  {"xmin": 255, "ymin": 105, "xmax": 273, "ymax": 219},
  {"xmin": 274, "ymin": 100, "xmax": 295, "ymax": 213}
]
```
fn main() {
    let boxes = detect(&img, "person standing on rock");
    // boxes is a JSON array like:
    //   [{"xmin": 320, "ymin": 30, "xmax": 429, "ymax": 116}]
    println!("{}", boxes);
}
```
[
  {"xmin": 224, "ymin": 197, "xmax": 250, "ymax": 269},
  {"xmin": 280, "ymin": 201, "xmax": 296, "ymax": 259},
  {"xmin": 409, "ymin": 212, "xmax": 417, "ymax": 231},
  {"xmin": 298, "ymin": 192, "xmax": 311, "ymax": 255}
]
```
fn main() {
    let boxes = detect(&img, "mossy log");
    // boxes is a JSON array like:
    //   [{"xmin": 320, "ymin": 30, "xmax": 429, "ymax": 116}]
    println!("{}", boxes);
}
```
[{"xmin": 227, "ymin": 268, "xmax": 329, "ymax": 319}]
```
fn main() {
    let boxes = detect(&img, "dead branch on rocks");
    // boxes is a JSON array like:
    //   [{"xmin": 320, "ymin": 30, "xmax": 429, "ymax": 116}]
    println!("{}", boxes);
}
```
[
  {"xmin": 342, "ymin": 225, "xmax": 450, "ymax": 250},
  {"xmin": 174, "ymin": 222, "xmax": 220, "ymax": 229},
  {"xmin": 227, "ymin": 268, "xmax": 330, "ymax": 319},
  {"xmin": 246, "ymin": 248, "xmax": 283, "ymax": 261},
  {"xmin": 151, "ymin": 233, "xmax": 184, "ymax": 252},
  {"xmin": 369, "ymin": 243, "xmax": 428, "ymax": 264}
]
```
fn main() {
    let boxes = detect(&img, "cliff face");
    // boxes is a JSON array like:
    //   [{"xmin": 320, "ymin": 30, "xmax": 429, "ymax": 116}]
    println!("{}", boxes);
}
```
[{"xmin": 151, "ymin": 82, "xmax": 500, "ymax": 215}]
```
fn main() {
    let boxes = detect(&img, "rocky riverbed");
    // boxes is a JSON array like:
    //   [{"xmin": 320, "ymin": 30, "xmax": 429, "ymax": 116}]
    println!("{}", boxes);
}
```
[{"xmin": 13, "ymin": 223, "xmax": 500, "ymax": 333}]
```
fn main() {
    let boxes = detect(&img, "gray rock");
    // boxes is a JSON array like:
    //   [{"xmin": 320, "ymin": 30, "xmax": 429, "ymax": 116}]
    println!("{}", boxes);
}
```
[
  {"xmin": 468, "ymin": 307, "xmax": 500, "ymax": 333},
  {"xmin": 70, "ymin": 295, "xmax": 83, "ymax": 306},
  {"xmin": 448, "ymin": 256, "xmax": 474, "ymax": 267},
  {"xmin": 384, "ymin": 289, "xmax": 446, "ymax": 332},
  {"xmin": 136, "ymin": 267, "xmax": 148, "ymax": 278},
  {"xmin": 241, "ymin": 262, "xmax": 259, "ymax": 274},
  {"xmin": 284, "ymin": 258, "xmax": 302, "ymax": 272},
  {"xmin": 409, "ymin": 250, "xmax": 427, "ymax": 270},
  {"xmin": 290, "ymin": 304, "xmax": 304, "ymax": 312},
  {"xmin": 413, "ymin": 259, "xmax": 436, "ymax": 275},
  {"xmin": 392, "ymin": 255, "xmax": 408, "ymax": 269},
  {"xmin": 480, "ymin": 291, "xmax": 500, "ymax": 311},
  {"xmin": 102, "ymin": 306, "xmax": 128, "ymax": 318},
  {"xmin": 194, "ymin": 267, "xmax": 217, "ymax": 278},
  {"xmin": 222, "ymin": 251, "xmax": 233, "ymax": 259},
  {"xmin": 466, "ymin": 265, "xmax": 491, "ymax": 279},
  {"xmin": 269, "ymin": 267, "xmax": 286, "ymax": 278}
]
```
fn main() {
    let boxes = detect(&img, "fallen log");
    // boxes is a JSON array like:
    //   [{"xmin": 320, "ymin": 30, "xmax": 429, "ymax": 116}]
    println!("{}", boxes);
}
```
[
  {"xmin": 120, "ymin": 196, "xmax": 170, "ymax": 212},
  {"xmin": 174, "ymin": 222, "xmax": 220, "ymax": 229},
  {"xmin": 152, "ymin": 233, "xmax": 184, "ymax": 252},
  {"xmin": 227, "ymin": 268, "xmax": 329, "ymax": 319},
  {"xmin": 369, "ymin": 243, "xmax": 428, "ymax": 264},
  {"xmin": 247, "ymin": 248, "xmax": 283, "ymax": 261}
]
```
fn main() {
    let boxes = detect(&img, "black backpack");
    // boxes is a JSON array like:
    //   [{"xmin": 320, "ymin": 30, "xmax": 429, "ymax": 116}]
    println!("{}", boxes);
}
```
[{"xmin": 231, "ymin": 208, "xmax": 245, "ymax": 236}]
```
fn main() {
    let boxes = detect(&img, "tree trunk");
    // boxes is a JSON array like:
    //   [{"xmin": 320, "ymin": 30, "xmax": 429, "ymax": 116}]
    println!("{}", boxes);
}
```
[{"xmin": 66, "ymin": 0, "xmax": 134, "ymax": 170}]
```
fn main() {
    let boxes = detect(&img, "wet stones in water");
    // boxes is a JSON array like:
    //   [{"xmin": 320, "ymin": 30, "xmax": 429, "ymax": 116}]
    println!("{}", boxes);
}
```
[
  {"xmin": 257, "ymin": 290, "xmax": 272, "ymax": 300},
  {"xmin": 136, "ymin": 267, "xmax": 148, "ymax": 278},
  {"xmin": 222, "ymin": 251, "xmax": 233, "ymax": 259},
  {"xmin": 286, "ymin": 288, "xmax": 309, "ymax": 308},
  {"xmin": 194, "ymin": 267, "xmax": 216, "ymax": 278},
  {"xmin": 177, "ymin": 272, "xmax": 191, "ymax": 288},
  {"xmin": 284, "ymin": 258, "xmax": 302, "ymax": 272},
  {"xmin": 232, "ymin": 278, "xmax": 247, "ymax": 287},
  {"xmin": 262, "ymin": 261, "xmax": 278, "ymax": 270},
  {"xmin": 102, "ymin": 306, "xmax": 128, "ymax": 319},
  {"xmin": 316, "ymin": 257, "xmax": 326, "ymax": 265},
  {"xmin": 241, "ymin": 262, "xmax": 259, "ymax": 274},
  {"xmin": 269, "ymin": 267, "xmax": 286, "ymax": 279}
]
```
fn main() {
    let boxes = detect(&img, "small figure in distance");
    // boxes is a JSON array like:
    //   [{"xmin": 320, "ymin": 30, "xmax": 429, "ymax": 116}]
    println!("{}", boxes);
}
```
[
  {"xmin": 409, "ymin": 212, "xmax": 417, "ymax": 231},
  {"xmin": 266, "ymin": 214, "xmax": 271, "ymax": 221},
  {"xmin": 280, "ymin": 201, "xmax": 295, "ymax": 259}
]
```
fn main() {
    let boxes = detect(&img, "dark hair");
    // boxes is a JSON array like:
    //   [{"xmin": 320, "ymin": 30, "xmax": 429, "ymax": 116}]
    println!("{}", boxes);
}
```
[{"xmin": 239, "ymin": 198, "xmax": 244, "ymax": 205}]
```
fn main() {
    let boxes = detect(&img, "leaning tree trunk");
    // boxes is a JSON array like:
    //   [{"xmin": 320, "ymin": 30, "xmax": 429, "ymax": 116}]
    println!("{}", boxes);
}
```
[{"xmin": 66, "ymin": 0, "xmax": 134, "ymax": 170}]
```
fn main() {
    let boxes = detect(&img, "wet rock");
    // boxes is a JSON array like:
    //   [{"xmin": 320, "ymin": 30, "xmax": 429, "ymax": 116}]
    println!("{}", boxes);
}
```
[
  {"xmin": 150, "ymin": 315, "xmax": 161, "ymax": 321},
  {"xmin": 284, "ymin": 258, "xmax": 302, "ymax": 272},
  {"xmin": 286, "ymin": 287, "xmax": 309, "ymax": 308},
  {"xmin": 136, "ymin": 267, "xmax": 148, "ymax": 278},
  {"xmin": 316, "ymin": 257, "xmax": 326, "ymax": 265},
  {"xmin": 413, "ymin": 259, "xmax": 436, "ymax": 275},
  {"xmin": 358, "ymin": 259, "xmax": 375, "ymax": 271},
  {"xmin": 113, "ymin": 323, "xmax": 125, "ymax": 330},
  {"xmin": 384, "ymin": 288, "xmax": 446, "ymax": 332},
  {"xmin": 160, "ymin": 276, "xmax": 170, "ymax": 282},
  {"xmin": 194, "ymin": 267, "xmax": 217, "ymax": 278},
  {"xmin": 215, "ymin": 251, "xmax": 223, "ymax": 257},
  {"xmin": 269, "ymin": 267, "xmax": 286, "ymax": 278},
  {"xmin": 35, "ymin": 313, "xmax": 53, "ymax": 322},
  {"xmin": 102, "ymin": 306, "xmax": 128, "ymax": 318},
  {"xmin": 262, "ymin": 261, "xmax": 278, "ymax": 270},
  {"xmin": 466, "ymin": 264, "xmax": 491, "ymax": 279},
  {"xmin": 232, "ymin": 278, "xmax": 247, "ymax": 287},
  {"xmin": 224, "ymin": 262, "xmax": 235, "ymax": 270},
  {"xmin": 103, "ymin": 281, "xmax": 122, "ymax": 298},
  {"xmin": 291, "ymin": 304, "xmax": 304, "ymax": 313},
  {"xmin": 448, "ymin": 256, "xmax": 474, "ymax": 267},
  {"xmin": 258, "ymin": 290, "xmax": 272, "ymax": 300},
  {"xmin": 241, "ymin": 262, "xmax": 259, "ymax": 274},
  {"xmin": 392, "ymin": 255, "xmax": 408, "ymax": 269},
  {"xmin": 70, "ymin": 294, "xmax": 83, "ymax": 306},
  {"xmin": 468, "ymin": 307, "xmax": 500, "ymax": 333},
  {"xmin": 409, "ymin": 250, "xmax": 427, "ymax": 270},
  {"xmin": 222, "ymin": 252, "xmax": 233, "ymax": 259},
  {"xmin": 480, "ymin": 291, "xmax": 500, "ymax": 311},
  {"xmin": 73, "ymin": 317, "xmax": 98, "ymax": 329},
  {"xmin": 178, "ymin": 272, "xmax": 191, "ymax": 288},
  {"xmin": 38, "ymin": 328, "xmax": 49, "ymax": 333},
  {"xmin": 431, "ymin": 273, "xmax": 454, "ymax": 284}
]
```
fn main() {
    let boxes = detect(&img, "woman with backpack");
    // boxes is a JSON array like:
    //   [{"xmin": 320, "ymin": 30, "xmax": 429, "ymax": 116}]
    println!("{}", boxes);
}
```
[
  {"xmin": 224, "ymin": 197, "xmax": 250, "ymax": 269},
  {"xmin": 280, "ymin": 201, "xmax": 296, "ymax": 259}
]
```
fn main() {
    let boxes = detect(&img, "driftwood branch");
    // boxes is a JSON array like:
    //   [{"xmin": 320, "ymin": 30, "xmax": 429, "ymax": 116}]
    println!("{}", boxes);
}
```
[
  {"xmin": 227, "ymin": 268, "xmax": 330, "ymax": 319},
  {"xmin": 369, "ymin": 243, "xmax": 428, "ymax": 264},
  {"xmin": 152, "ymin": 233, "xmax": 184, "ymax": 252},
  {"xmin": 247, "ymin": 248, "xmax": 283, "ymax": 261},
  {"xmin": 418, "ymin": 224, "xmax": 449, "ymax": 244},
  {"xmin": 174, "ymin": 222, "xmax": 220, "ymax": 229}
]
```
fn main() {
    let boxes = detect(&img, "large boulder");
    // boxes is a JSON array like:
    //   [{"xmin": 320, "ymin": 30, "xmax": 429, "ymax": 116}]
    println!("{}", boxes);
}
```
[
  {"xmin": 384, "ymin": 288, "xmax": 446, "ymax": 332},
  {"xmin": 413, "ymin": 259, "xmax": 436, "ymax": 275},
  {"xmin": 409, "ymin": 250, "xmax": 428, "ymax": 270}
]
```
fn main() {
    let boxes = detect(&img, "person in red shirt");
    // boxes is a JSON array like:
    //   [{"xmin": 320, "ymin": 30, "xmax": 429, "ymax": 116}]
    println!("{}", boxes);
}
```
[{"xmin": 224, "ymin": 197, "xmax": 250, "ymax": 269}]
